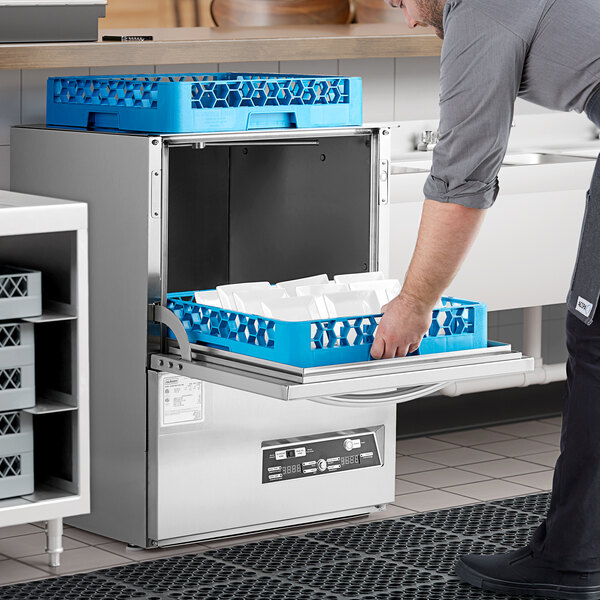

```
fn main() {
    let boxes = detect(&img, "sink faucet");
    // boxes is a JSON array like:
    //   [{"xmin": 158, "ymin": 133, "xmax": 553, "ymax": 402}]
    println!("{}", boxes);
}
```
[{"xmin": 417, "ymin": 129, "xmax": 438, "ymax": 151}]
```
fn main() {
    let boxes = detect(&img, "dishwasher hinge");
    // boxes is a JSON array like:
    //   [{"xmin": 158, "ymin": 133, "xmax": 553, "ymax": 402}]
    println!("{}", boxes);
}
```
[
  {"xmin": 379, "ymin": 159, "xmax": 389, "ymax": 205},
  {"xmin": 150, "ymin": 169, "xmax": 161, "ymax": 219},
  {"xmin": 148, "ymin": 304, "xmax": 192, "ymax": 362}
]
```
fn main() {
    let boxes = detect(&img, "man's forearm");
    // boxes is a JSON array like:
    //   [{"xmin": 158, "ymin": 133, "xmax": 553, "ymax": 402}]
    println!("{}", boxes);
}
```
[
  {"xmin": 399, "ymin": 199, "xmax": 487, "ymax": 309},
  {"xmin": 371, "ymin": 198, "xmax": 487, "ymax": 359}
]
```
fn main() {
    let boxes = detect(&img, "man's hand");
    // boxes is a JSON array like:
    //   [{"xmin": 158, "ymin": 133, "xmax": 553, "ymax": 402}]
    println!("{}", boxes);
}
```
[
  {"xmin": 371, "ymin": 294, "xmax": 433, "ymax": 359},
  {"xmin": 370, "ymin": 199, "xmax": 487, "ymax": 360}
]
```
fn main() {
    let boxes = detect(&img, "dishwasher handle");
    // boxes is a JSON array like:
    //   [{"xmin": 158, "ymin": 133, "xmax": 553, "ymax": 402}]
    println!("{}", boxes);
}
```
[
  {"xmin": 314, "ymin": 382, "xmax": 447, "ymax": 408},
  {"xmin": 149, "ymin": 304, "xmax": 192, "ymax": 363}
]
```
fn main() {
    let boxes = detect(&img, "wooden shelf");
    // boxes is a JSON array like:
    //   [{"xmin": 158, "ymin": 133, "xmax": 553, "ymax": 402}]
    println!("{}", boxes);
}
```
[{"xmin": 0, "ymin": 24, "xmax": 442, "ymax": 70}]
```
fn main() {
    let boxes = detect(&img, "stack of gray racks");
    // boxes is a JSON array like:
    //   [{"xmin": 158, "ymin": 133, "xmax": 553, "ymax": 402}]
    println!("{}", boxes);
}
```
[{"xmin": 0, "ymin": 266, "xmax": 41, "ymax": 498}]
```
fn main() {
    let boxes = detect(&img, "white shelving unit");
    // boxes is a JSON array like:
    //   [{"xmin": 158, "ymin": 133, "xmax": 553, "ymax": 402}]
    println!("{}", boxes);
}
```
[{"xmin": 0, "ymin": 190, "xmax": 89, "ymax": 567}]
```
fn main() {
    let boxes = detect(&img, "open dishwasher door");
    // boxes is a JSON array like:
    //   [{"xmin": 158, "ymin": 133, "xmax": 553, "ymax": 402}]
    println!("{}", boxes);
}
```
[{"xmin": 149, "ymin": 340, "xmax": 533, "ymax": 405}]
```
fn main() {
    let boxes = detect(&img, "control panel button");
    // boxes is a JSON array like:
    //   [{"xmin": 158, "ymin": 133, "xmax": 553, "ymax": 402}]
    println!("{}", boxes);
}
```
[
  {"xmin": 275, "ymin": 450, "xmax": 287, "ymax": 461},
  {"xmin": 294, "ymin": 447, "xmax": 307, "ymax": 458},
  {"xmin": 317, "ymin": 459, "xmax": 327, "ymax": 472},
  {"xmin": 269, "ymin": 473, "xmax": 283, "ymax": 481},
  {"xmin": 303, "ymin": 467, "xmax": 317, "ymax": 474},
  {"xmin": 327, "ymin": 464, "xmax": 342, "ymax": 471},
  {"xmin": 327, "ymin": 457, "xmax": 340, "ymax": 464},
  {"xmin": 268, "ymin": 466, "xmax": 282, "ymax": 473},
  {"xmin": 360, "ymin": 452, "xmax": 374, "ymax": 460},
  {"xmin": 344, "ymin": 438, "xmax": 362, "ymax": 451},
  {"xmin": 302, "ymin": 460, "xmax": 317, "ymax": 467}
]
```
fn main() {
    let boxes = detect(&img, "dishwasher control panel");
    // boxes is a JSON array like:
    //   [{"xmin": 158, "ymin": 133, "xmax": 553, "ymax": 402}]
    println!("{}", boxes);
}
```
[{"xmin": 262, "ymin": 427, "xmax": 383, "ymax": 483}]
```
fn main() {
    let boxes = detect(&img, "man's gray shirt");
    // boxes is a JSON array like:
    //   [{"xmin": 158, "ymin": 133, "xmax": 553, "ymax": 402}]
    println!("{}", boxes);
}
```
[{"xmin": 424, "ymin": 0, "xmax": 600, "ymax": 209}]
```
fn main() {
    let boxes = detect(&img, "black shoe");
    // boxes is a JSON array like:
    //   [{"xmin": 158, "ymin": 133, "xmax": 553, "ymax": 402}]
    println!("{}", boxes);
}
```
[{"xmin": 455, "ymin": 546, "xmax": 600, "ymax": 599}]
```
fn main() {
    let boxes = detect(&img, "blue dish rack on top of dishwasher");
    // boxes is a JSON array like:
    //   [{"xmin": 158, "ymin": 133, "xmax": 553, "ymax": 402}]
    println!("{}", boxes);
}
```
[
  {"xmin": 167, "ymin": 292, "xmax": 488, "ymax": 368},
  {"xmin": 46, "ymin": 72, "xmax": 363, "ymax": 133}
]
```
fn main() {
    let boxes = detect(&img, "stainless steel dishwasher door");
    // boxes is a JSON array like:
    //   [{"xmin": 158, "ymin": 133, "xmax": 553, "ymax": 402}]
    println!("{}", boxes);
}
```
[{"xmin": 147, "ymin": 370, "xmax": 397, "ymax": 546}]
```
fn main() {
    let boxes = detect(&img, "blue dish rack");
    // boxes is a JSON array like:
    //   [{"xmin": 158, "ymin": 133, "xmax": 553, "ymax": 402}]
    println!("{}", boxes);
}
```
[
  {"xmin": 46, "ymin": 73, "xmax": 363, "ymax": 133},
  {"xmin": 167, "ymin": 292, "xmax": 488, "ymax": 368}
]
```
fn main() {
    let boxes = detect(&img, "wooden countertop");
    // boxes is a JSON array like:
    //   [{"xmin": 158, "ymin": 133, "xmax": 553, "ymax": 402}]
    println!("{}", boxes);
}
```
[{"xmin": 0, "ymin": 24, "xmax": 442, "ymax": 70}]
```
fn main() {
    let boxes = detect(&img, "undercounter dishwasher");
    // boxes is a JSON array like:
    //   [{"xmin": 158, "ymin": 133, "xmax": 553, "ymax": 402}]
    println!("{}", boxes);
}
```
[{"xmin": 10, "ymin": 124, "xmax": 533, "ymax": 548}]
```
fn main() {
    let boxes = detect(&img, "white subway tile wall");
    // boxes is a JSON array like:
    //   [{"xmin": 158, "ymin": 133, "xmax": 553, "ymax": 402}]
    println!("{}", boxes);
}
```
[
  {"xmin": 279, "ymin": 60, "xmax": 339, "ymax": 76},
  {"xmin": 219, "ymin": 62, "xmax": 279, "ymax": 73},
  {"xmin": 394, "ymin": 56, "xmax": 441, "ymax": 121},
  {"xmin": 0, "ymin": 147, "xmax": 9, "ymax": 190},
  {"xmin": 156, "ymin": 64, "xmax": 215, "ymax": 74},
  {"xmin": 22, "ymin": 68, "xmax": 90, "ymax": 126},
  {"xmin": 0, "ymin": 58, "xmax": 567, "ymax": 359},
  {"xmin": 0, "ymin": 71, "xmax": 21, "ymax": 146},
  {"xmin": 339, "ymin": 58, "xmax": 395, "ymax": 123}
]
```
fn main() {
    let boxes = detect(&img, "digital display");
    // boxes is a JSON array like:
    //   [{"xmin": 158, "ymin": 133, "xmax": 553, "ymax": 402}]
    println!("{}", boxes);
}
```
[
  {"xmin": 263, "ymin": 429, "xmax": 381, "ymax": 483},
  {"xmin": 282, "ymin": 464, "xmax": 301, "ymax": 476},
  {"xmin": 341, "ymin": 455, "xmax": 360, "ymax": 466}
]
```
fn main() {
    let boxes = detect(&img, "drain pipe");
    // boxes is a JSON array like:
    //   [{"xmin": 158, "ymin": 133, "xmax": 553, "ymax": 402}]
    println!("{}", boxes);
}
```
[{"xmin": 440, "ymin": 306, "xmax": 566, "ymax": 397}]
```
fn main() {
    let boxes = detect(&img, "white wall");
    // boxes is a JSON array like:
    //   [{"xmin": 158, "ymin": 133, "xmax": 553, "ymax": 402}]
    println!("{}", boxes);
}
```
[{"xmin": 0, "ymin": 57, "xmax": 570, "ymax": 363}]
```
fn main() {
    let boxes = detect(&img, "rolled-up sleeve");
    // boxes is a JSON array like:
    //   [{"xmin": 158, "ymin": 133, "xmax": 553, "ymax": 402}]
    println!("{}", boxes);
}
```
[{"xmin": 424, "ymin": 1, "xmax": 528, "ymax": 209}]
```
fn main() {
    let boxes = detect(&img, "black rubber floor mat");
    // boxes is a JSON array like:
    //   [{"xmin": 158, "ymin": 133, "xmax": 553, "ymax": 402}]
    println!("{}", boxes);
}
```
[
  {"xmin": 306, "ymin": 520, "xmax": 460, "ymax": 554},
  {"xmin": 207, "ymin": 536, "xmax": 363, "ymax": 573},
  {"xmin": 0, "ymin": 492, "xmax": 556, "ymax": 600}
]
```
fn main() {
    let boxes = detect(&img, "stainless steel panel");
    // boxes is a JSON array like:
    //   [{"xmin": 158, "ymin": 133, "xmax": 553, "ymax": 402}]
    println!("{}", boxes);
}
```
[
  {"xmin": 11, "ymin": 126, "xmax": 152, "ymax": 546},
  {"xmin": 147, "ymin": 372, "xmax": 396, "ymax": 545}
]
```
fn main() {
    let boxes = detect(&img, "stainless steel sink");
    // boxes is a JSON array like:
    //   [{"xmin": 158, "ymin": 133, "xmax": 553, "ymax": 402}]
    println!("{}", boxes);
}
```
[
  {"xmin": 391, "ymin": 151, "xmax": 593, "ymax": 175},
  {"xmin": 391, "ymin": 160, "xmax": 432, "ymax": 175},
  {"xmin": 501, "ymin": 152, "xmax": 593, "ymax": 166},
  {"xmin": 391, "ymin": 165, "xmax": 431, "ymax": 174}
]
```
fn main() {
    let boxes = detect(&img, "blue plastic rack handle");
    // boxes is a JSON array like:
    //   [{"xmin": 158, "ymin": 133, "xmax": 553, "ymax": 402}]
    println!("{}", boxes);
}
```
[{"xmin": 46, "ymin": 72, "xmax": 363, "ymax": 134}]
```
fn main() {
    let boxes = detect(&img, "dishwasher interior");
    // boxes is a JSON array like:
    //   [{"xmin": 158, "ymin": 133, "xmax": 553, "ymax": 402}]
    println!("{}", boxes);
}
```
[{"xmin": 10, "ymin": 124, "xmax": 532, "ymax": 548}]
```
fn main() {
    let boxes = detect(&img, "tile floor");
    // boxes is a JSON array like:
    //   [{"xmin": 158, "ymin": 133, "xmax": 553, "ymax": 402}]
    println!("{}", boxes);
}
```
[{"xmin": 0, "ymin": 416, "xmax": 561, "ymax": 587}]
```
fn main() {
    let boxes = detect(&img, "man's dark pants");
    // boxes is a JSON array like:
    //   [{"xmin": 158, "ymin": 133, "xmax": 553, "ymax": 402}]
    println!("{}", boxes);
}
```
[{"xmin": 530, "ymin": 88, "xmax": 600, "ymax": 572}]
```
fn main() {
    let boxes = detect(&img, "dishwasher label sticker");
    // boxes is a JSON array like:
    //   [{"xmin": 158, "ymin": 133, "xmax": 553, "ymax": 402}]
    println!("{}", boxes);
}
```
[
  {"xmin": 577, "ymin": 296, "xmax": 594, "ymax": 318},
  {"xmin": 160, "ymin": 376, "xmax": 204, "ymax": 426}
]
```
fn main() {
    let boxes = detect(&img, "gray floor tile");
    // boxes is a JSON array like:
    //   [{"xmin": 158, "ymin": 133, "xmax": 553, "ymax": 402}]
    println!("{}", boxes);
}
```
[
  {"xmin": 400, "ymin": 467, "xmax": 491, "ymax": 488},
  {"xmin": 431, "ymin": 428, "xmax": 516, "ymax": 446},
  {"xmin": 395, "ymin": 455, "xmax": 444, "ymax": 475},
  {"xmin": 520, "ymin": 450, "xmax": 561, "ymax": 468},
  {"xmin": 538, "ymin": 416, "xmax": 562, "ymax": 427},
  {"xmin": 504, "ymin": 470, "xmax": 554, "ymax": 491},
  {"xmin": 0, "ymin": 559, "xmax": 48, "ymax": 585},
  {"xmin": 396, "ymin": 437, "xmax": 459, "ymax": 455},
  {"xmin": 19, "ymin": 546, "xmax": 133, "ymax": 575},
  {"xmin": 98, "ymin": 541, "xmax": 211, "ymax": 562},
  {"xmin": 473, "ymin": 438, "xmax": 556, "ymax": 458},
  {"xmin": 0, "ymin": 524, "xmax": 42, "ymax": 539},
  {"xmin": 529, "ymin": 432, "xmax": 561, "ymax": 447},
  {"xmin": 486, "ymin": 421, "xmax": 561, "ymax": 437},
  {"xmin": 444, "ymin": 480, "xmax": 539, "ymax": 502},
  {"xmin": 348, "ymin": 504, "xmax": 415, "ymax": 523},
  {"xmin": 459, "ymin": 458, "xmax": 549, "ymax": 478},
  {"xmin": 392, "ymin": 489, "xmax": 475, "ymax": 512},
  {"xmin": 413, "ymin": 447, "xmax": 504, "ymax": 467},
  {"xmin": 366, "ymin": 504, "xmax": 415, "ymax": 519},
  {"xmin": 395, "ymin": 479, "xmax": 430, "ymax": 495},
  {"xmin": 0, "ymin": 532, "xmax": 86, "ymax": 559},
  {"xmin": 62, "ymin": 528, "xmax": 116, "ymax": 546}
]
